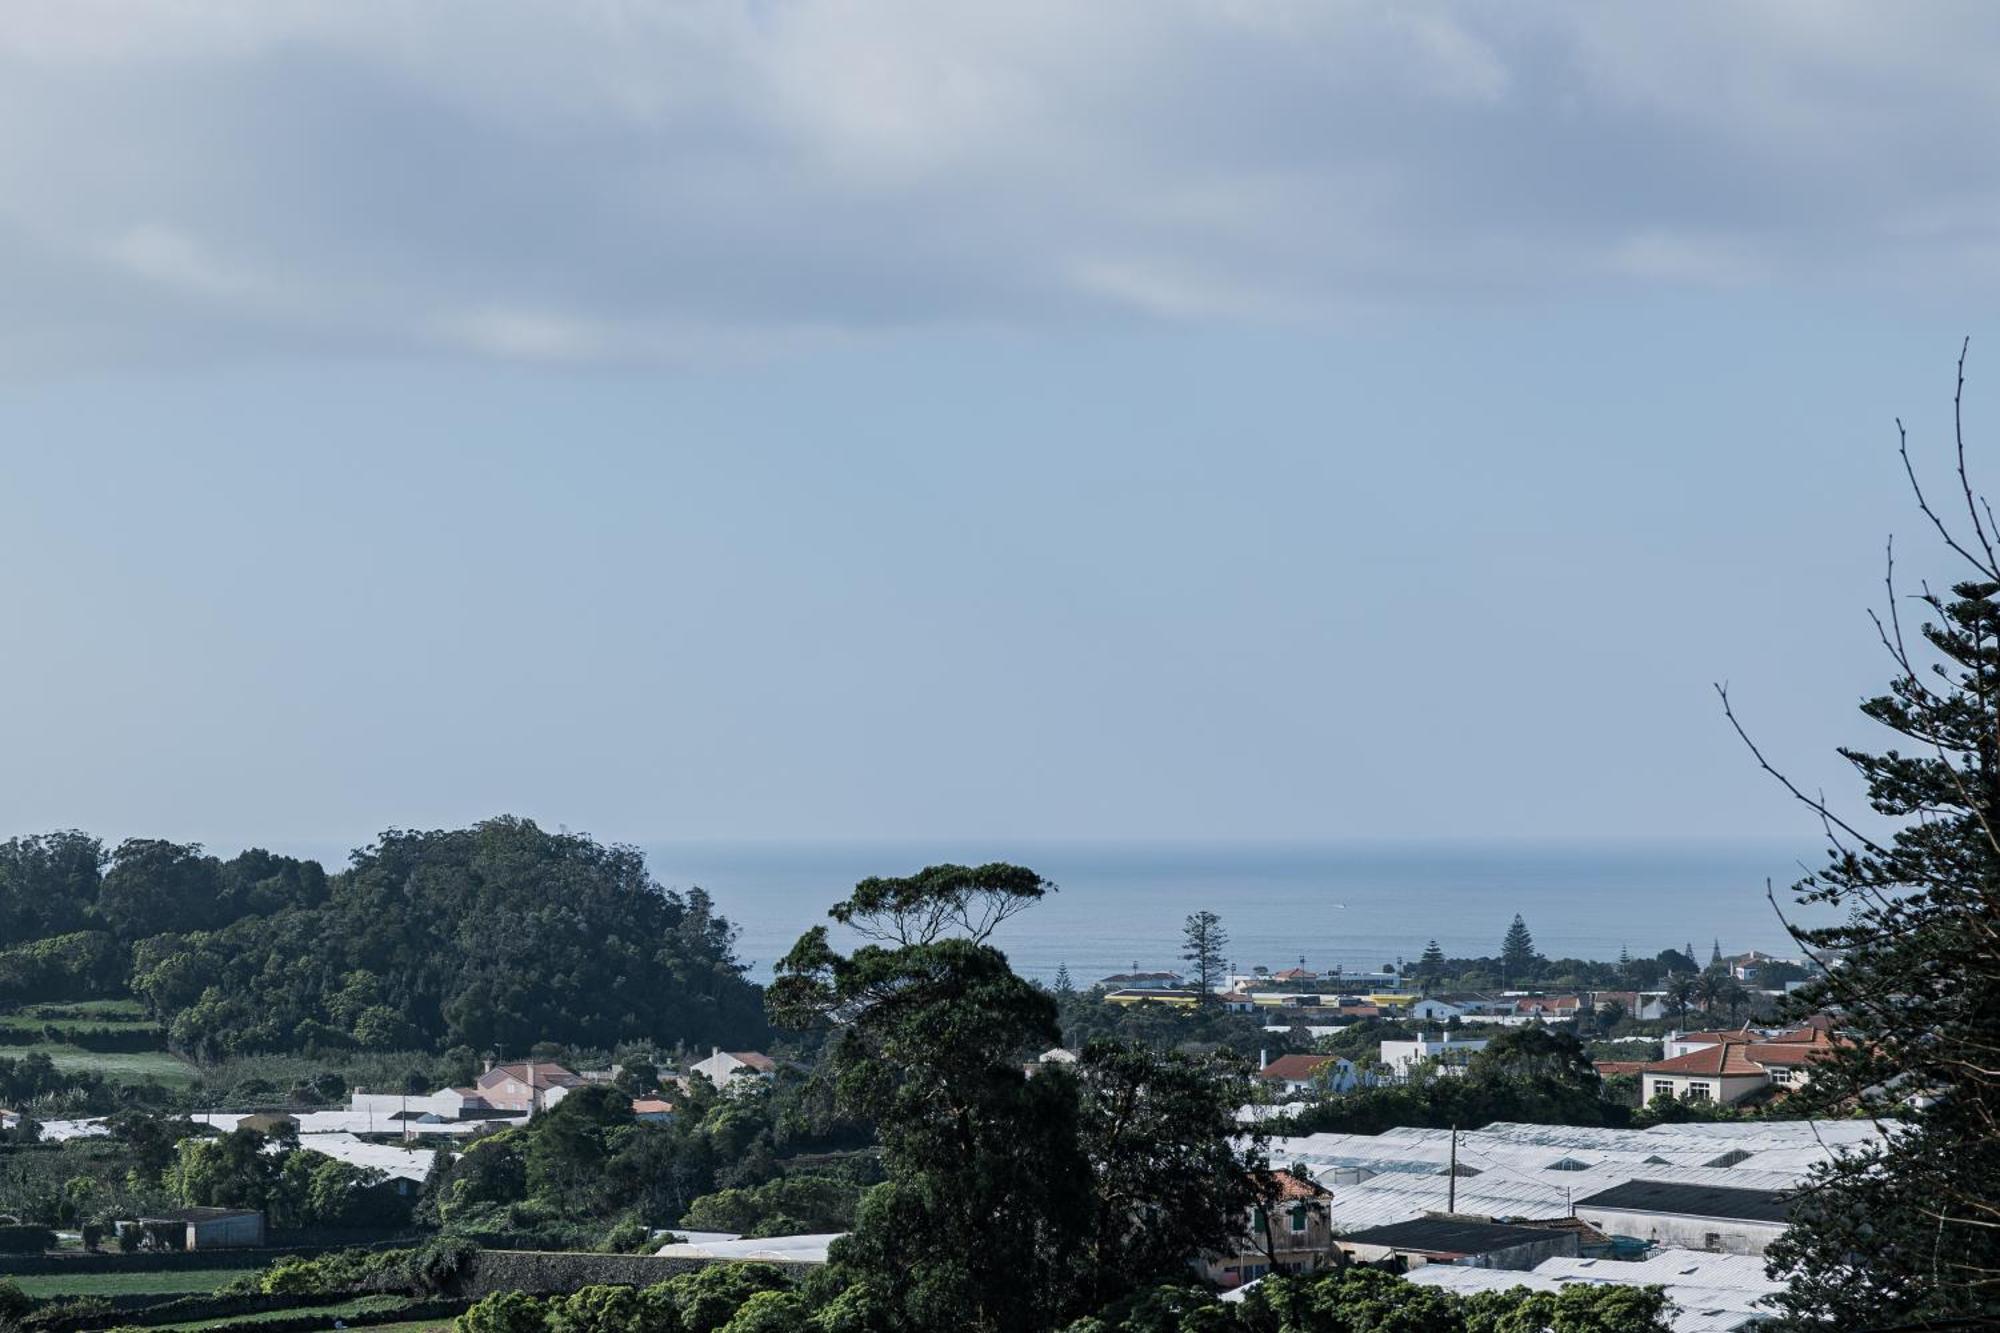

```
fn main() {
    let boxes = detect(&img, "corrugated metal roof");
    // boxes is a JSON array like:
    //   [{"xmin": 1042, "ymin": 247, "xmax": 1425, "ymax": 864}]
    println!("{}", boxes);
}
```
[{"xmin": 1574, "ymin": 1179, "xmax": 1791, "ymax": 1224}]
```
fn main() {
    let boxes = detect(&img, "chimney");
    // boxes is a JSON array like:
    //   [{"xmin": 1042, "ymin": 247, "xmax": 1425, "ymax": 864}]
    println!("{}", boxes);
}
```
[{"xmin": 1259, "ymin": 1047, "xmax": 1268, "ymax": 1069}]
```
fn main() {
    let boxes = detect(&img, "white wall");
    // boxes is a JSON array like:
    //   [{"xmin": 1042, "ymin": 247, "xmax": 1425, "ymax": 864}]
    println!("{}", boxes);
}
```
[{"xmin": 1573, "ymin": 1207, "xmax": 1785, "ymax": 1258}]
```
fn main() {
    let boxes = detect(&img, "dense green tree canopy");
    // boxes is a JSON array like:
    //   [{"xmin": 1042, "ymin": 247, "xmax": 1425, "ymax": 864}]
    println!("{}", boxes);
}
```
[{"xmin": 123, "ymin": 817, "xmax": 763, "ymax": 1057}]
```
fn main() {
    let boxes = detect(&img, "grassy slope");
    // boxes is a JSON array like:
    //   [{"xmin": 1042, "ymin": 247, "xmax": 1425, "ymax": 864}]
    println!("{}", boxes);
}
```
[
  {"xmin": 10, "ymin": 1269, "xmax": 242, "ymax": 1298},
  {"xmin": 142, "ymin": 1295, "xmax": 412, "ymax": 1331},
  {"xmin": 38, "ymin": 1048, "xmax": 196, "ymax": 1086}
]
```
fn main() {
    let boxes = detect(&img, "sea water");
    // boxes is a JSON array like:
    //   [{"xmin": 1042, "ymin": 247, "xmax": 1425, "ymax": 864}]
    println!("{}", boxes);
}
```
[{"xmin": 642, "ymin": 838, "xmax": 1837, "ymax": 985}]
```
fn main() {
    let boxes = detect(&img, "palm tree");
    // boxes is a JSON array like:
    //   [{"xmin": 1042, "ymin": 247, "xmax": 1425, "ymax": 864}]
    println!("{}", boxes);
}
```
[
  {"xmin": 1721, "ymin": 976, "xmax": 1750, "ymax": 1025},
  {"xmin": 1693, "ymin": 970, "xmax": 1725, "ymax": 1019},
  {"xmin": 1666, "ymin": 974, "xmax": 1698, "ymax": 1022}
]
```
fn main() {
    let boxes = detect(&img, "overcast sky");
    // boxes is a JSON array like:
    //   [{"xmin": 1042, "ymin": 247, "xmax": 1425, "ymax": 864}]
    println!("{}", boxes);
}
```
[{"xmin": 3, "ymin": 2, "xmax": 1999, "ymax": 853}]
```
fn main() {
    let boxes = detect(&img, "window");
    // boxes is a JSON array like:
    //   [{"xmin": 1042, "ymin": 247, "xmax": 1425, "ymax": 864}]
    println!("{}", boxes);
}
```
[
  {"xmin": 1769, "ymin": 1066, "xmax": 1793, "ymax": 1084},
  {"xmin": 1291, "ymin": 1204, "xmax": 1308, "ymax": 1233},
  {"xmin": 1252, "ymin": 1205, "xmax": 1267, "ymax": 1231},
  {"xmin": 1685, "ymin": 1081, "xmax": 1713, "ymax": 1102},
  {"xmin": 1704, "ymin": 1232, "xmax": 1722, "ymax": 1250}
]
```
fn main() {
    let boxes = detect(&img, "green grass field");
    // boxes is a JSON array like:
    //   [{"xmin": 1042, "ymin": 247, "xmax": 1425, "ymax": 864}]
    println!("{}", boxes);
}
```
[
  {"xmin": 340, "ymin": 1317, "xmax": 454, "ymax": 1333},
  {"xmin": 144, "ymin": 1295, "xmax": 412, "ymax": 1331},
  {"xmin": 39, "ymin": 1047, "xmax": 196, "ymax": 1085},
  {"xmin": 9, "ymin": 1268, "xmax": 242, "ymax": 1298}
]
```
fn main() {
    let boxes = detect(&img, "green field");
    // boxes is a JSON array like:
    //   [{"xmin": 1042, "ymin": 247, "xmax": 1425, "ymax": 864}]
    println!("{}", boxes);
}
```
[
  {"xmin": 145, "ymin": 1295, "xmax": 412, "ymax": 1331},
  {"xmin": 342, "ymin": 1318, "xmax": 454, "ymax": 1333},
  {"xmin": 10, "ymin": 1268, "xmax": 241, "ymax": 1298},
  {"xmin": 40, "ymin": 1048, "xmax": 196, "ymax": 1085}
]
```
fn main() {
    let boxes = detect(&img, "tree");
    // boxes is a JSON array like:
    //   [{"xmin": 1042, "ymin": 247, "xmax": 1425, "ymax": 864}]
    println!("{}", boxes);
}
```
[
  {"xmin": 1725, "ymin": 347, "xmax": 2000, "ymax": 1327},
  {"xmin": 770, "ymin": 868, "xmax": 1090, "ymax": 1333},
  {"xmin": 1053, "ymin": 963, "xmax": 1073, "ymax": 996},
  {"xmin": 1664, "ymin": 974, "xmax": 1696, "ymax": 1023},
  {"xmin": 1499, "ymin": 915, "xmax": 1537, "ymax": 983},
  {"xmin": 1416, "ymin": 940, "xmax": 1447, "ymax": 988},
  {"xmin": 1070, "ymin": 1040, "xmax": 1261, "ymax": 1308},
  {"xmin": 97, "ymin": 839, "xmax": 223, "ymax": 940},
  {"xmin": 826, "ymin": 862, "xmax": 1052, "ymax": 946},
  {"xmin": 1656, "ymin": 946, "xmax": 1698, "ymax": 976},
  {"xmin": 1180, "ymin": 911, "xmax": 1228, "ymax": 1002}
]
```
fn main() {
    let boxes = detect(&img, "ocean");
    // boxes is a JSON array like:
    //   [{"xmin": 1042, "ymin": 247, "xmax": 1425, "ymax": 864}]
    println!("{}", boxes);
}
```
[{"xmin": 639, "ymin": 838, "xmax": 1837, "ymax": 985}]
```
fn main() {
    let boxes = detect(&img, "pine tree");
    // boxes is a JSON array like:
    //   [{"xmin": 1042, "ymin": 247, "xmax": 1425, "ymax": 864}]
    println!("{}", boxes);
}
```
[
  {"xmin": 1710, "ymin": 938, "xmax": 1723, "ymax": 967},
  {"xmin": 1499, "ymin": 914, "xmax": 1537, "ymax": 984},
  {"xmin": 1417, "ymin": 939, "xmax": 1447, "ymax": 988},
  {"xmin": 1730, "ymin": 350, "xmax": 2000, "ymax": 1327},
  {"xmin": 1179, "ymin": 911, "xmax": 1227, "ymax": 1002},
  {"xmin": 1052, "ymin": 962, "xmax": 1073, "ymax": 996}
]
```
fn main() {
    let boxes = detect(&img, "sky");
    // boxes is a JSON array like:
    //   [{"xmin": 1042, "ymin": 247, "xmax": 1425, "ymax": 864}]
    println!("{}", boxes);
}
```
[{"xmin": 4, "ymin": 2, "xmax": 2000, "ymax": 856}]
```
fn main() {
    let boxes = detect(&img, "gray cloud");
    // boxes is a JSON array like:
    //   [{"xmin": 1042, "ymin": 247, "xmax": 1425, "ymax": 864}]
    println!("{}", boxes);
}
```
[{"xmin": 4, "ymin": 0, "xmax": 1999, "ymax": 370}]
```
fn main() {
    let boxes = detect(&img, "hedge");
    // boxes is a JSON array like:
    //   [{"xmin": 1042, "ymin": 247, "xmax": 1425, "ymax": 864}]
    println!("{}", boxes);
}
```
[
  {"xmin": 456, "ymin": 1252, "xmax": 817, "ymax": 1300},
  {"xmin": 0, "ymin": 1240, "xmax": 417, "ymax": 1277},
  {"xmin": 0, "ymin": 1227, "xmax": 56, "ymax": 1254},
  {"xmin": 100, "ymin": 1297, "xmax": 467, "ymax": 1333}
]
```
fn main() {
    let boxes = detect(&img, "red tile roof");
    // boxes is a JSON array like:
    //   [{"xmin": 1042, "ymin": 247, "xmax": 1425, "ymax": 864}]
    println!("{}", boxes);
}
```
[
  {"xmin": 1258, "ymin": 1054, "xmax": 1337, "ymax": 1083},
  {"xmin": 1253, "ymin": 1169, "xmax": 1331, "ymax": 1201},
  {"xmin": 479, "ymin": 1063, "xmax": 583, "ymax": 1090},
  {"xmin": 1642, "ymin": 1042, "xmax": 1769, "ymax": 1076},
  {"xmin": 726, "ymin": 1051, "xmax": 777, "ymax": 1073},
  {"xmin": 630, "ymin": 1098, "xmax": 676, "ymax": 1115},
  {"xmin": 1745, "ymin": 1039, "xmax": 1844, "ymax": 1067},
  {"xmin": 1593, "ymin": 1061, "xmax": 1649, "ymax": 1077}
]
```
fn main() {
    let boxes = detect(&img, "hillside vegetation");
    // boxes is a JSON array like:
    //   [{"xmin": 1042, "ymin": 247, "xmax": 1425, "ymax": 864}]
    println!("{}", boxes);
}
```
[{"xmin": 0, "ymin": 818, "xmax": 764, "ymax": 1061}]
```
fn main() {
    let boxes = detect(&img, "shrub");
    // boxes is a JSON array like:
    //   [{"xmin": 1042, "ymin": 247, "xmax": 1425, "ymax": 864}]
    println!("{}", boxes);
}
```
[
  {"xmin": 716, "ymin": 1292, "xmax": 809, "ymax": 1333},
  {"xmin": 657, "ymin": 1265, "xmax": 789, "ymax": 1333},
  {"xmin": 546, "ymin": 1285, "xmax": 659, "ymax": 1333},
  {"xmin": 596, "ymin": 1218, "xmax": 650, "ymax": 1255},
  {"xmin": 79, "ymin": 1224, "xmax": 102, "ymax": 1252},
  {"xmin": 115, "ymin": 1223, "xmax": 141, "ymax": 1252},
  {"xmin": 0, "ymin": 1280, "xmax": 31, "ymax": 1322},
  {"xmin": 0, "ymin": 1226, "xmax": 54, "ymax": 1254},
  {"xmin": 459, "ymin": 1290, "xmax": 549, "ymax": 1333}
]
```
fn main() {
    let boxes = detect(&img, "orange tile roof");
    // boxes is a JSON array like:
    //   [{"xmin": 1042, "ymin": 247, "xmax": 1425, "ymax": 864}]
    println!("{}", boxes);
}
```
[
  {"xmin": 1642, "ymin": 1042, "xmax": 1769, "ymax": 1076},
  {"xmin": 1258, "ymin": 1054, "xmax": 1337, "ymax": 1082},
  {"xmin": 1593, "ymin": 1061, "xmax": 1648, "ymax": 1077},
  {"xmin": 1745, "ymin": 1040, "xmax": 1844, "ymax": 1067},
  {"xmin": 1253, "ymin": 1169, "xmax": 1331, "ymax": 1201}
]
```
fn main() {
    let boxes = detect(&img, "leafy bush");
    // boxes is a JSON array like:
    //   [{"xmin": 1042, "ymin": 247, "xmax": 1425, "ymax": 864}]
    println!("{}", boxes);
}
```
[
  {"xmin": 653, "ymin": 1265, "xmax": 789, "ymax": 1333},
  {"xmin": 0, "ymin": 1225, "xmax": 55, "ymax": 1253},
  {"xmin": 0, "ymin": 1280, "xmax": 31, "ymax": 1322},
  {"xmin": 459, "ymin": 1291, "xmax": 550, "ymax": 1333},
  {"xmin": 715, "ymin": 1292, "xmax": 808, "ymax": 1333}
]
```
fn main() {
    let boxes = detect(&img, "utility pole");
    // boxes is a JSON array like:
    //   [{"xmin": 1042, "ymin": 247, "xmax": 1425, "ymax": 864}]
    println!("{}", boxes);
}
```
[{"xmin": 1448, "ymin": 1124, "xmax": 1458, "ymax": 1214}]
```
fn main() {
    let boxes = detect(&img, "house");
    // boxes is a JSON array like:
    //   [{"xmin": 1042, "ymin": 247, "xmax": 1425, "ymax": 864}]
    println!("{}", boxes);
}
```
[
  {"xmin": 1096, "ymin": 971, "xmax": 1184, "ymax": 990},
  {"xmin": 1256, "ymin": 1054, "xmax": 1359, "ymax": 1095},
  {"xmin": 1637, "ymin": 1042, "xmax": 1772, "ymax": 1106},
  {"xmin": 1379, "ymin": 1035, "xmax": 1488, "ymax": 1077},
  {"xmin": 1663, "ymin": 1026, "xmax": 1761, "ymax": 1060},
  {"xmin": 1339, "ymin": 1217, "xmax": 1580, "ymax": 1272},
  {"xmin": 1642, "ymin": 1026, "xmax": 1846, "ymax": 1105},
  {"xmin": 1195, "ymin": 1171, "xmax": 1339, "ymax": 1289},
  {"xmin": 1103, "ymin": 988, "xmax": 1201, "ymax": 1007},
  {"xmin": 236, "ymin": 1112, "xmax": 298, "ymax": 1138},
  {"xmin": 138, "ymin": 1207, "xmax": 267, "ymax": 1250},
  {"xmin": 631, "ymin": 1098, "xmax": 676, "ymax": 1123},
  {"xmin": 1572, "ymin": 1180, "xmax": 1792, "ymax": 1257},
  {"xmin": 691, "ymin": 1049, "xmax": 778, "ymax": 1089},
  {"xmin": 475, "ymin": 1062, "xmax": 584, "ymax": 1114},
  {"xmin": 1511, "ymin": 994, "xmax": 1583, "ymax": 1019},
  {"xmin": 0, "ymin": 1109, "xmax": 18, "ymax": 1131}
]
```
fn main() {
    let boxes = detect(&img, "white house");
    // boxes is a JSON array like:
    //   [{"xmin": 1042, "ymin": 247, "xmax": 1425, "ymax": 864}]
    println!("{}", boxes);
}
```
[
  {"xmin": 692, "ymin": 1049, "xmax": 778, "ymax": 1089},
  {"xmin": 1256, "ymin": 1054, "xmax": 1361, "ymax": 1094},
  {"xmin": 1379, "ymin": 1035, "xmax": 1488, "ymax": 1077}
]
